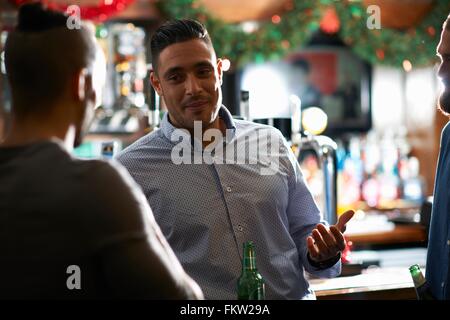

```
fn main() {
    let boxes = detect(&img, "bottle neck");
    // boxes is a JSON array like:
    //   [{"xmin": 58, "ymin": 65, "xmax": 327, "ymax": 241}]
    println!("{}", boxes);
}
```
[
  {"xmin": 242, "ymin": 245, "xmax": 257, "ymax": 271},
  {"xmin": 410, "ymin": 267, "xmax": 426, "ymax": 287}
]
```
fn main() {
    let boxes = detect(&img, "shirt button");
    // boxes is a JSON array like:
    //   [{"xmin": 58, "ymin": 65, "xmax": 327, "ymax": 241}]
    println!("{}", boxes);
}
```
[
  {"xmin": 226, "ymin": 186, "xmax": 232, "ymax": 192},
  {"xmin": 442, "ymin": 282, "xmax": 445, "ymax": 288},
  {"xmin": 447, "ymin": 240, "xmax": 450, "ymax": 246},
  {"xmin": 237, "ymin": 225, "xmax": 243, "ymax": 232}
]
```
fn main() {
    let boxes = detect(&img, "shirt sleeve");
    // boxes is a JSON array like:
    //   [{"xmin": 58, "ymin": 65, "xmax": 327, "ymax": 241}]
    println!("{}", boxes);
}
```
[
  {"xmin": 80, "ymin": 160, "xmax": 203, "ymax": 299},
  {"xmin": 278, "ymin": 135, "xmax": 341, "ymax": 278}
]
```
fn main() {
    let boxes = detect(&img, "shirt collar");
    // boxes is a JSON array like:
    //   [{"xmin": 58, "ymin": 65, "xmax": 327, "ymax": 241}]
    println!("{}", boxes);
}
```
[{"xmin": 160, "ymin": 105, "xmax": 237, "ymax": 144}]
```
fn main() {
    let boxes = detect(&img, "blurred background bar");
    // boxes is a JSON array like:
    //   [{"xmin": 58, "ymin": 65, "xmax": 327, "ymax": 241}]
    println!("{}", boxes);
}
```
[{"xmin": 2, "ymin": 0, "xmax": 449, "ymax": 299}]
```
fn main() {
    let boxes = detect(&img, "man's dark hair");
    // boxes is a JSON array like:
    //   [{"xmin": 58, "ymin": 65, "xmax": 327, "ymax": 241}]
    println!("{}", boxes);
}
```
[
  {"xmin": 150, "ymin": 19, "xmax": 214, "ymax": 74},
  {"xmin": 4, "ymin": 2, "xmax": 97, "ymax": 117}
]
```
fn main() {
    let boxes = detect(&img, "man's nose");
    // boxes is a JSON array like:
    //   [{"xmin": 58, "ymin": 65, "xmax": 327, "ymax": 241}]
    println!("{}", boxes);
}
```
[{"xmin": 185, "ymin": 74, "xmax": 202, "ymax": 95}]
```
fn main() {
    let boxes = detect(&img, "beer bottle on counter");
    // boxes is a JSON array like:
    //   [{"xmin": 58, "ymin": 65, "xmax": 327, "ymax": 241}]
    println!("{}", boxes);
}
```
[
  {"xmin": 409, "ymin": 264, "xmax": 436, "ymax": 300},
  {"xmin": 237, "ymin": 241, "xmax": 265, "ymax": 300}
]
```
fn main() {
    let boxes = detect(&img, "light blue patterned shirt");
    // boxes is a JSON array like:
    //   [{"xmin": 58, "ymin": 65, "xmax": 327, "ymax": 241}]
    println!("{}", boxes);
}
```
[{"xmin": 116, "ymin": 106, "xmax": 341, "ymax": 299}]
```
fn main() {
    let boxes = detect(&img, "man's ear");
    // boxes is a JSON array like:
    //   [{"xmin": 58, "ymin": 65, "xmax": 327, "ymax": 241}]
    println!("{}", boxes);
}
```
[
  {"xmin": 216, "ymin": 58, "xmax": 223, "ymax": 85},
  {"xmin": 72, "ymin": 68, "xmax": 89, "ymax": 102},
  {"xmin": 150, "ymin": 71, "xmax": 163, "ymax": 97}
]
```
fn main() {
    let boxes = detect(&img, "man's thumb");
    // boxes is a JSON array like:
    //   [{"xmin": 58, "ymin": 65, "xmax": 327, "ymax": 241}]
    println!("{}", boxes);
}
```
[{"xmin": 336, "ymin": 210, "xmax": 355, "ymax": 233}]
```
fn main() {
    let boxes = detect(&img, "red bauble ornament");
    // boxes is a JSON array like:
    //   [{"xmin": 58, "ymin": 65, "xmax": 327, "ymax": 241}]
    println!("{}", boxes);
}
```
[
  {"xmin": 9, "ymin": 0, "xmax": 135, "ymax": 22},
  {"xmin": 376, "ymin": 49, "xmax": 385, "ymax": 60},
  {"xmin": 320, "ymin": 7, "xmax": 340, "ymax": 34},
  {"xmin": 427, "ymin": 26, "xmax": 436, "ymax": 37}
]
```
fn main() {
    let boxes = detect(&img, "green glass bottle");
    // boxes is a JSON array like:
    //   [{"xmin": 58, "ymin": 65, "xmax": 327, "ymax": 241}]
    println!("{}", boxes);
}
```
[
  {"xmin": 237, "ymin": 241, "xmax": 265, "ymax": 300},
  {"xmin": 409, "ymin": 264, "xmax": 436, "ymax": 300}
]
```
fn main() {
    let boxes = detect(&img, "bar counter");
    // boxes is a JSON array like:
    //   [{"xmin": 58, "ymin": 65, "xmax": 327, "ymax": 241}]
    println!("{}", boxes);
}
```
[
  {"xmin": 309, "ymin": 221, "xmax": 428, "ymax": 300},
  {"xmin": 310, "ymin": 266, "xmax": 417, "ymax": 300}
]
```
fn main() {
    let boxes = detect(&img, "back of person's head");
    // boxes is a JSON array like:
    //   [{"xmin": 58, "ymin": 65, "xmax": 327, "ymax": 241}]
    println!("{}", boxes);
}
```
[
  {"xmin": 4, "ymin": 2, "xmax": 98, "ymax": 118},
  {"xmin": 150, "ymin": 19, "xmax": 214, "ymax": 74}
]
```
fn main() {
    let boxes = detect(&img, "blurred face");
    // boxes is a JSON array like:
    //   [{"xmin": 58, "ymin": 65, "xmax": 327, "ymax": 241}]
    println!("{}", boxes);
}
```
[
  {"xmin": 150, "ymin": 39, "xmax": 223, "ymax": 132},
  {"xmin": 437, "ymin": 28, "xmax": 450, "ymax": 116}
]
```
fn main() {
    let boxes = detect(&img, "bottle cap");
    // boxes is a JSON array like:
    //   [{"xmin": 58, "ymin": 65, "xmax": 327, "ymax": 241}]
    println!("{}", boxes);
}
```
[{"xmin": 409, "ymin": 264, "xmax": 420, "ymax": 273}]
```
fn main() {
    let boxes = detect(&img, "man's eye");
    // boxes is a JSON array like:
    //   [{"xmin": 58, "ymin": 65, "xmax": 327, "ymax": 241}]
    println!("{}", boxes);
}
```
[
  {"xmin": 198, "ymin": 68, "xmax": 213, "ymax": 76},
  {"xmin": 168, "ymin": 74, "xmax": 182, "ymax": 82}
]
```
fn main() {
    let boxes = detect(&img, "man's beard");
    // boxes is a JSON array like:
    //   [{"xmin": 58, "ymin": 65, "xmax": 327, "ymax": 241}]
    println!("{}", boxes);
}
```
[{"xmin": 438, "ymin": 89, "xmax": 450, "ymax": 117}]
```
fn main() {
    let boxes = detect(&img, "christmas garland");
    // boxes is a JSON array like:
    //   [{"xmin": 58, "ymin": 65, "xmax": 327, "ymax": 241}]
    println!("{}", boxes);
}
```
[
  {"xmin": 157, "ymin": 0, "xmax": 323, "ymax": 68},
  {"xmin": 9, "ymin": 0, "xmax": 449, "ymax": 67},
  {"xmin": 334, "ymin": 0, "xmax": 450, "ymax": 68},
  {"xmin": 9, "ymin": 0, "xmax": 135, "ymax": 22},
  {"xmin": 158, "ymin": 0, "xmax": 450, "ymax": 68}
]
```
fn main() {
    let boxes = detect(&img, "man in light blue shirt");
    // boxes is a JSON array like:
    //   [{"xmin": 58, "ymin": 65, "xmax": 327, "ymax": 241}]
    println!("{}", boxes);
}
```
[
  {"xmin": 117, "ymin": 19, "xmax": 354, "ymax": 299},
  {"xmin": 426, "ymin": 12, "xmax": 450, "ymax": 300}
]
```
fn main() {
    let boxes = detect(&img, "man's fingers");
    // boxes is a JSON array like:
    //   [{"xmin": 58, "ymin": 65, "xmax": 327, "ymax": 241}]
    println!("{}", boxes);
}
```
[
  {"xmin": 308, "ymin": 220, "xmax": 351, "ymax": 262},
  {"xmin": 330, "ymin": 226, "xmax": 346, "ymax": 251},
  {"xmin": 336, "ymin": 210, "xmax": 355, "ymax": 233},
  {"xmin": 312, "ymin": 229, "xmax": 330, "ymax": 257},
  {"xmin": 317, "ymin": 224, "xmax": 337, "ymax": 248},
  {"xmin": 307, "ymin": 236, "xmax": 319, "ymax": 259}
]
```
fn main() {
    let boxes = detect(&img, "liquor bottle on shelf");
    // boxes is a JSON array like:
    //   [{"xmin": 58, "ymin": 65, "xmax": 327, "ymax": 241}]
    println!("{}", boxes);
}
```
[
  {"xmin": 240, "ymin": 90, "xmax": 250, "ymax": 121},
  {"xmin": 237, "ymin": 241, "xmax": 265, "ymax": 300},
  {"xmin": 409, "ymin": 264, "xmax": 436, "ymax": 300},
  {"xmin": 401, "ymin": 157, "xmax": 425, "ymax": 204}
]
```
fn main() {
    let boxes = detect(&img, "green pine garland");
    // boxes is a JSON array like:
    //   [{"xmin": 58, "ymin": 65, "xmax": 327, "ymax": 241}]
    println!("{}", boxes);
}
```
[
  {"xmin": 334, "ymin": 0, "xmax": 450, "ymax": 68},
  {"xmin": 157, "ymin": 0, "xmax": 450, "ymax": 68},
  {"xmin": 157, "ymin": 0, "xmax": 322, "ymax": 68}
]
